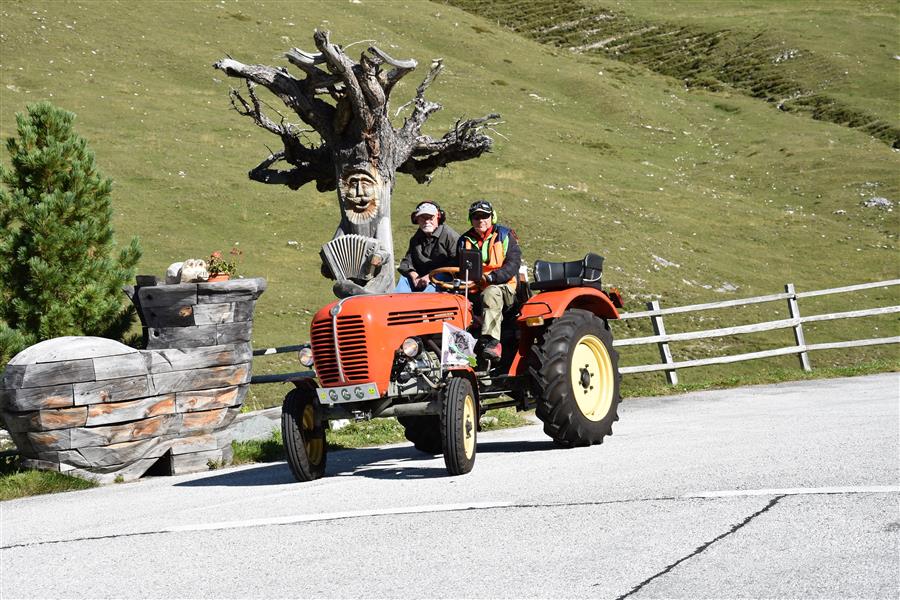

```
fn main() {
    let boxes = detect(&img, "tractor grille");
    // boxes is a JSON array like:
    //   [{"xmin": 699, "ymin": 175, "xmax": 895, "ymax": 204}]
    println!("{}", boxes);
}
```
[
  {"xmin": 387, "ymin": 306, "xmax": 460, "ymax": 326},
  {"xmin": 311, "ymin": 315, "xmax": 369, "ymax": 386}
]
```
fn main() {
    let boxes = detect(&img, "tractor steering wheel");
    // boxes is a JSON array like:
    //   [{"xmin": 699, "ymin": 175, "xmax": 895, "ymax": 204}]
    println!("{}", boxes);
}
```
[{"xmin": 429, "ymin": 266, "xmax": 480, "ymax": 292}]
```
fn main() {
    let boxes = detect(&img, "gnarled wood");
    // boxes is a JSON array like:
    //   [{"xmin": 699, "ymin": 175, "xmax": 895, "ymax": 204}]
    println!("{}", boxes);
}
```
[{"xmin": 214, "ymin": 31, "xmax": 500, "ymax": 296}]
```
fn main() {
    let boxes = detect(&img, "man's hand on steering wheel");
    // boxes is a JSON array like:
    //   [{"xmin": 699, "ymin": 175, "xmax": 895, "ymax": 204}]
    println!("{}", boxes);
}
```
[{"xmin": 429, "ymin": 266, "xmax": 479, "ymax": 292}]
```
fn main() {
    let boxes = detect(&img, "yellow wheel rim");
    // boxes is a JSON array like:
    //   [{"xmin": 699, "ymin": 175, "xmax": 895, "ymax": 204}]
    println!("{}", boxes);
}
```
[
  {"xmin": 302, "ymin": 403, "xmax": 324, "ymax": 465},
  {"xmin": 463, "ymin": 394, "xmax": 476, "ymax": 459},
  {"xmin": 570, "ymin": 334, "xmax": 614, "ymax": 422}
]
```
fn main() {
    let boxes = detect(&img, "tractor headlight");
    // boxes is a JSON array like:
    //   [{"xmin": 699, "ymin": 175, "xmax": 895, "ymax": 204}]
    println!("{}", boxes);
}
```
[
  {"xmin": 298, "ymin": 346, "xmax": 315, "ymax": 367},
  {"xmin": 400, "ymin": 337, "xmax": 421, "ymax": 358}
]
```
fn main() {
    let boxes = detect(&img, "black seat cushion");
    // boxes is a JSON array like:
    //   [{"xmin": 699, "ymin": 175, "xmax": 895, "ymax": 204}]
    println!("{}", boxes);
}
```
[{"xmin": 531, "ymin": 253, "xmax": 604, "ymax": 291}]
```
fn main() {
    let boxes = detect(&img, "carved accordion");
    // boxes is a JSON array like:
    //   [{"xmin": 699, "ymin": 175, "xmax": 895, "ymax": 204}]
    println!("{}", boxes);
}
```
[{"xmin": 320, "ymin": 234, "xmax": 380, "ymax": 282}]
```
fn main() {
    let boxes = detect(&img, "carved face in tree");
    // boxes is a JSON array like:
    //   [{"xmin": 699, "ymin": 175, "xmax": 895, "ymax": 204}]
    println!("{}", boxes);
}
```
[{"xmin": 339, "ymin": 169, "xmax": 381, "ymax": 224}]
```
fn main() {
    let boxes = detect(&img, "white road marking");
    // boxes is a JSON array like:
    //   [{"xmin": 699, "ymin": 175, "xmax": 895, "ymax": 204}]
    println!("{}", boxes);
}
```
[
  {"xmin": 164, "ymin": 501, "xmax": 514, "ymax": 534},
  {"xmin": 686, "ymin": 485, "xmax": 899, "ymax": 499}
]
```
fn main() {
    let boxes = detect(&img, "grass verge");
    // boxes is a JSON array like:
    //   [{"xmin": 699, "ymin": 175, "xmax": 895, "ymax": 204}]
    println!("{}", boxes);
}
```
[{"xmin": 0, "ymin": 455, "xmax": 97, "ymax": 501}]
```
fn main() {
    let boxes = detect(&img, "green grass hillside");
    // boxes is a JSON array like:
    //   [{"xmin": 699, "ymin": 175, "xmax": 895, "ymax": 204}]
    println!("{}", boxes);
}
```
[{"xmin": 1, "ymin": 1, "xmax": 897, "ymax": 408}]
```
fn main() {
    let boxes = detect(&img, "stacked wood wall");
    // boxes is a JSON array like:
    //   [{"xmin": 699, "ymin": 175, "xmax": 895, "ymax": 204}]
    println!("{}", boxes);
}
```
[{"xmin": 0, "ymin": 278, "xmax": 266, "ymax": 483}]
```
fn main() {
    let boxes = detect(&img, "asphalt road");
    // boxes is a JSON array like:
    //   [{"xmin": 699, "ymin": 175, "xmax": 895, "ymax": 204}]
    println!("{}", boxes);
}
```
[{"xmin": 2, "ymin": 373, "xmax": 898, "ymax": 599}]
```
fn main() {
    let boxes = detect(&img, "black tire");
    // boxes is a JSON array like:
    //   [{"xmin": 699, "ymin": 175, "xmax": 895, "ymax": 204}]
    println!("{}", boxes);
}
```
[
  {"xmin": 281, "ymin": 386, "xmax": 327, "ymax": 482},
  {"xmin": 530, "ymin": 308, "xmax": 622, "ymax": 447},
  {"xmin": 397, "ymin": 415, "xmax": 443, "ymax": 455},
  {"xmin": 440, "ymin": 377, "xmax": 477, "ymax": 475}
]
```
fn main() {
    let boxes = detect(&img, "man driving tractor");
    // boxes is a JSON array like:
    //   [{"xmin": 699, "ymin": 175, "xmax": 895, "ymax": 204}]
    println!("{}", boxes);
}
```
[
  {"xmin": 396, "ymin": 201, "xmax": 460, "ymax": 293},
  {"xmin": 459, "ymin": 199, "xmax": 521, "ymax": 362}
]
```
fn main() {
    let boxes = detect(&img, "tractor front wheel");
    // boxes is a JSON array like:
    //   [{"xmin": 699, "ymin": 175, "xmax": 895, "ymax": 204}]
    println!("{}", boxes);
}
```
[
  {"xmin": 441, "ymin": 377, "xmax": 477, "ymax": 475},
  {"xmin": 281, "ymin": 385, "xmax": 327, "ymax": 481},
  {"xmin": 530, "ymin": 308, "xmax": 621, "ymax": 447}
]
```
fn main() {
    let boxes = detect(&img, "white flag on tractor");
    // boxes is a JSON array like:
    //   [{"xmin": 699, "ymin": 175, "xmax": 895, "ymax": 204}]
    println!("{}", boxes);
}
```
[{"xmin": 441, "ymin": 322, "xmax": 477, "ymax": 368}]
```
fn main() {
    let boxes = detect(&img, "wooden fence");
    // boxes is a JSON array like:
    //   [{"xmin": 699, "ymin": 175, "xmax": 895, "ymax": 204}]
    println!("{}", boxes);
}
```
[
  {"xmin": 613, "ymin": 279, "xmax": 900, "ymax": 384},
  {"xmin": 248, "ymin": 279, "xmax": 899, "ymax": 386}
]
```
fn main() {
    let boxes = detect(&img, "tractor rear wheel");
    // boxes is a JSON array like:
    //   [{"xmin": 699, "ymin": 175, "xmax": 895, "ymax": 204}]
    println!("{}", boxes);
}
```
[
  {"xmin": 530, "ymin": 308, "xmax": 621, "ymax": 447},
  {"xmin": 440, "ymin": 377, "xmax": 477, "ymax": 475},
  {"xmin": 281, "ymin": 385, "xmax": 327, "ymax": 481},
  {"xmin": 398, "ymin": 415, "xmax": 442, "ymax": 455}
]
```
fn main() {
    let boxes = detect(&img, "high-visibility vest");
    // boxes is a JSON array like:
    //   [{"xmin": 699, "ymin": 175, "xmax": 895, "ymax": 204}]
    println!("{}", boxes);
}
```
[{"xmin": 462, "ymin": 225, "xmax": 517, "ymax": 289}]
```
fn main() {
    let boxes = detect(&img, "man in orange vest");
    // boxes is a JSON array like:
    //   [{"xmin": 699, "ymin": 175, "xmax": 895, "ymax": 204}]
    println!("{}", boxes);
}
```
[{"xmin": 459, "ymin": 200, "xmax": 522, "ymax": 361}]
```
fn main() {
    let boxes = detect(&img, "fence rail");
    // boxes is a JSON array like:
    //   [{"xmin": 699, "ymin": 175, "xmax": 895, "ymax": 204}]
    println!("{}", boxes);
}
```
[
  {"xmin": 249, "ymin": 279, "xmax": 899, "ymax": 385},
  {"xmin": 614, "ymin": 279, "xmax": 900, "ymax": 382}
]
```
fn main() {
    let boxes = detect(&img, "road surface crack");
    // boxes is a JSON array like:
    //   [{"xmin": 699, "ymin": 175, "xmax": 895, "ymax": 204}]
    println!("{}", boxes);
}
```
[{"xmin": 611, "ymin": 494, "xmax": 786, "ymax": 599}]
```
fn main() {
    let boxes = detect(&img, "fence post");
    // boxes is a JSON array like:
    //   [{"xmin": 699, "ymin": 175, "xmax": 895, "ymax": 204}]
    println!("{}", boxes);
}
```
[
  {"xmin": 648, "ymin": 300, "xmax": 678, "ymax": 385},
  {"xmin": 785, "ymin": 283, "xmax": 812, "ymax": 372}
]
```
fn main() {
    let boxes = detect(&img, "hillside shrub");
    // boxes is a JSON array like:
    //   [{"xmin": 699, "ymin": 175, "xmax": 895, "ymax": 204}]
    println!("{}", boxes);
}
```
[{"xmin": 0, "ymin": 101, "xmax": 142, "ymax": 365}]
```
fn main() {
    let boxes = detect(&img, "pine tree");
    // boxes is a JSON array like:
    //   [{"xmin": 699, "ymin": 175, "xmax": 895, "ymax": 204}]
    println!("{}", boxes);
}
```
[{"xmin": 0, "ymin": 101, "xmax": 142, "ymax": 364}]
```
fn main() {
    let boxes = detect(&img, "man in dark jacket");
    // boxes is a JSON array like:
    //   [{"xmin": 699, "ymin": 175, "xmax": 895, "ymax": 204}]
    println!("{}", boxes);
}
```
[
  {"xmin": 396, "ymin": 201, "xmax": 460, "ymax": 292},
  {"xmin": 459, "ymin": 199, "xmax": 522, "ymax": 361}
]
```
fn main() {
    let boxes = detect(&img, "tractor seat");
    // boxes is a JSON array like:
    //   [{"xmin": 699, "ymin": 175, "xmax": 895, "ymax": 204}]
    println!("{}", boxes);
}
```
[{"xmin": 531, "ymin": 253, "xmax": 604, "ymax": 292}]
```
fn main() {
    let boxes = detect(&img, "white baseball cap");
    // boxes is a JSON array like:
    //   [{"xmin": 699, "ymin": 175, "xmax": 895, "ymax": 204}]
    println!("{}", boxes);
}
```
[{"xmin": 413, "ymin": 202, "xmax": 439, "ymax": 218}]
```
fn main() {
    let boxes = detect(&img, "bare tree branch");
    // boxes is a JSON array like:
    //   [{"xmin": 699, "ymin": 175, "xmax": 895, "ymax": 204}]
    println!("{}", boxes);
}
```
[
  {"xmin": 213, "ymin": 57, "xmax": 335, "ymax": 139},
  {"xmin": 368, "ymin": 46, "xmax": 417, "ymax": 99},
  {"xmin": 313, "ymin": 29, "xmax": 373, "ymax": 127},
  {"xmin": 401, "ymin": 59, "xmax": 445, "ymax": 137}
]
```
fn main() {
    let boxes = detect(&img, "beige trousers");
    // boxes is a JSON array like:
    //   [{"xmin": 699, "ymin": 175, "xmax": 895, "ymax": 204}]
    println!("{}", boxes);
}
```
[{"xmin": 480, "ymin": 283, "xmax": 517, "ymax": 341}]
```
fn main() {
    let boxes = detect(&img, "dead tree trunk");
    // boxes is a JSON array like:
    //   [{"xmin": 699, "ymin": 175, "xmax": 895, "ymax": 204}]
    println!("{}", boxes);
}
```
[{"xmin": 214, "ymin": 30, "xmax": 499, "ymax": 297}]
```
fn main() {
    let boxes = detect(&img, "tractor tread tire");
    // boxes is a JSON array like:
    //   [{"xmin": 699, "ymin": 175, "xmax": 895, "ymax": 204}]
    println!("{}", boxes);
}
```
[
  {"xmin": 441, "ymin": 377, "xmax": 477, "ymax": 475},
  {"xmin": 281, "ymin": 386, "xmax": 327, "ymax": 482},
  {"xmin": 529, "ymin": 308, "xmax": 621, "ymax": 447}
]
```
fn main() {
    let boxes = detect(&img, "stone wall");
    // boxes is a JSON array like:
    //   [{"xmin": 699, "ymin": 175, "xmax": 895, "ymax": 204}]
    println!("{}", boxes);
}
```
[{"xmin": 0, "ymin": 278, "xmax": 266, "ymax": 483}]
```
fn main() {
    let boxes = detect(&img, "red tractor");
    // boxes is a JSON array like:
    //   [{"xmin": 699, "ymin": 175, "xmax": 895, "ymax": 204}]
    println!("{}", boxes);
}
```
[{"xmin": 281, "ymin": 252, "xmax": 624, "ymax": 480}]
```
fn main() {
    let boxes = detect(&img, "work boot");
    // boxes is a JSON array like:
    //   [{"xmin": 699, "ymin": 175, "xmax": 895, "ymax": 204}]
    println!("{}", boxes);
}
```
[{"xmin": 480, "ymin": 337, "xmax": 502, "ymax": 362}]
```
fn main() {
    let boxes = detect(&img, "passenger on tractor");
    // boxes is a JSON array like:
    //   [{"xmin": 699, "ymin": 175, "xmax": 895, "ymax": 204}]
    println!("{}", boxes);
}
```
[
  {"xmin": 395, "ymin": 201, "xmax": 460, "ymax": 292},
  {"xmin": 459, "ymin": 199, "xmax": 522, "ymax": 361}
]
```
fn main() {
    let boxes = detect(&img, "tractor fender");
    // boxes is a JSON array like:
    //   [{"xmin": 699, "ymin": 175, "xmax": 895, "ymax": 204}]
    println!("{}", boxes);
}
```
[
  {"xmin": 517, "ymin": 287, "xmax": 620, "ymax": 323},
  {"xmin": 509, "ymin": 288, "xmax": 619, "ymax": 377}
]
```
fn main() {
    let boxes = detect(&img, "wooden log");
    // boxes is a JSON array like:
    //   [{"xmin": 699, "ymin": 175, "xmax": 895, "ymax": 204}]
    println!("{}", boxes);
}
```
[
  {"xmin": 74, "ymin": 375, "xmax": 153, "ymax": 406},
  {"xmin": 26, "ymin": 429, "xmax": 72, "ymax": 452},
  {"xmin": 170, "ymin": 429, "xmax": 232, "ymax": 455},
  {"xmin": 170, "ymin": 445, "xmax": 234, "ymax": 475},
  {"xmin": 233, "ymin": 300, "xmax": 257, "ymax": 322},
  {"xmin": 2, "ymin": 365, "xmax": 26, "ymax": 388},
  {"xmin": 91, "ymin": 352, "xmax": 150, "ymax": 381},
  {"xmin": 65, "ymin": 457, "xmax": 160, "ymax": 484},
  {"xmin": 137, "ymin": 284, "xmax": 198, "ymax": 308},
  {"xmin": 9, "ymin": 336, "xmax": 138, "ymax": 364},
  {"xmin": 69, "ymin": 414, "xmax": 178, "ymax": 448},
  {"xmin": 86, "ymin": 394, "xmax": 176, "ymax": 426},
  {"xmin": 1, "ymin": 384, "xmax": 74, "ymax": 411},
  {"xmin": 61, "ymin": 436, "xmax": 169, "ymax": 468},
  {"xmin": 1, "ymin": 409, "xmax": 35, "ymax": 433},
  {"xmin": 197, "ymin": 278, "xmax": 266, "ymax": 304},
  {"xmin": 216, "ymin": 321, "xmax": 253, "ymax": 345},
  {"xmin": 141, "ymin": 304, "xmax": 195, "ymax": 328},
  {"xmin": 193, "ymin": 302, "xmax": 235, "ymax": 325},
  {"xmin": 179, "ymin": 407, "xmax": 233, "ymax": 434},
  {"xmin": 4, "ymin": 406, "xmax": 88, "ymax": 432},
  {"xmin": 145, "ymin": 325, "xmax": 217, "ymax": 349},
  {"xmin": 20, "ymin": 359, "xmax": 95, "ymax": 388},
  {"xmin": 146, "ymin": 343, "xmax": 252, "ymax": 373},
  {"xmin": 152, "ymin": 363, "xmax": 250, "ymax": 395},
  {"xmin": 175, "ymin": 386, "xmax": 243, "ymax": 413}
]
